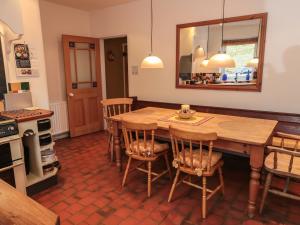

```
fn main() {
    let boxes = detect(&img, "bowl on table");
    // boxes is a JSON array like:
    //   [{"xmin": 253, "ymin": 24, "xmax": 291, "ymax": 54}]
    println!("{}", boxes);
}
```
[{"xmin": 176, "ymin": 110, "xmax": 196, "ymax": 119}]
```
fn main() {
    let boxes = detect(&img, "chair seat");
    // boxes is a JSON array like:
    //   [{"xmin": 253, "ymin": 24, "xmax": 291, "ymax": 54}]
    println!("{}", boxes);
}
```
[
  {"xmin": 272, "ymin": 137, "xmax": 300, "ymax": 150},
  {"xmin": 265, "ymin": 152, "xmax": 300, "ymax": 176},
  {"xmin": 179, "ymin": 149, "xmax": 222, "ymax": 169},
  {"xmin": 129, "ymin": 140, "xmax": 168, "ymax": 155}
]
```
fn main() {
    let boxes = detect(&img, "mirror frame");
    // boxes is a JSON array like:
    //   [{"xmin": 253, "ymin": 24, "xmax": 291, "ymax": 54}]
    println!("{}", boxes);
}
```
[{"xmin": 175, "ymin": 13, "xmax": 268, "ymax": 92}]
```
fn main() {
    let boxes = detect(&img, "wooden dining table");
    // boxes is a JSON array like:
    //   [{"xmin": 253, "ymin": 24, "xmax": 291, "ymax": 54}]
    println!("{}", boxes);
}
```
[{"xmin": 110, "ymin": 107, "xmax": 278, "ymax": 218}]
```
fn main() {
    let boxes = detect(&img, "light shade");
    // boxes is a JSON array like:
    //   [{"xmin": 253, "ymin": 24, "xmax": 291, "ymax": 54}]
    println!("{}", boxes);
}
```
[
  {"xmin": 208, "ymin": 53, "xmax": 236, "ymax": 68},
  {"xmin": 201, "ymin": 59, "xmax": 210, "ymax": 67},
  {"xmin": 192, "ymin": 58, "xmax": 218, "ymax": 74},
  {"xmin": 246, "ymin": 58, "xmax": 259, "ymax": 69},
  {"xmin": 193, "ymin": 46, "xmax": 205, "ymax": 61},
  {"xmin": 141, "ymin": 55, "xmax": 164, "ymax": 69}
]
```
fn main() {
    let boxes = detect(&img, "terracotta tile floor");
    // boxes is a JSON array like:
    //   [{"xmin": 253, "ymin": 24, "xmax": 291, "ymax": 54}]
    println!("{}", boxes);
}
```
[{"xmin": 32, "ymin": 132, "xmax": 300, "ymax": 225}]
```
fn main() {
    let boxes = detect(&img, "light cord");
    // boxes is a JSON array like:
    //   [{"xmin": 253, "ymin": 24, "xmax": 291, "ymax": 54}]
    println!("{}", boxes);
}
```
[
  {"xmin": 221, "ymin": 0, "xmax": 225, "ymax": 50},
  {"xmin": 206, "ymin": 25, "xmax": 210, "ymax": 59},
  {"xmin": 150, "ymin": 0, "xmax": 153, "ymax": 55}
]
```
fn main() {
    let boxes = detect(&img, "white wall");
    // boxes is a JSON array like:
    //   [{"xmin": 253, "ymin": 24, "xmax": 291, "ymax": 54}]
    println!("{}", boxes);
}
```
[
  {"xmin": 3, "ymin": 0, "xmax": 50, "ymax": 109},
  {"xmin": 90, "ymin": 0, "xmax": 300, "ymax": 114},
  {"xmin": 39, "ymin": 1, "xmax": 91, "ymax": 103},
  {"xmin": 0, "ymin": 0, "xmax": 23, "ymax": 34}
]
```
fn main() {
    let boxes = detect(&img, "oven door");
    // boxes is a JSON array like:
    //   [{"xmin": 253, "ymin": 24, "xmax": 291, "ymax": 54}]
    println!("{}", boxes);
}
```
[{"xmin": 0, "ymin": 137, "xmax": 26, "ymax": 194}]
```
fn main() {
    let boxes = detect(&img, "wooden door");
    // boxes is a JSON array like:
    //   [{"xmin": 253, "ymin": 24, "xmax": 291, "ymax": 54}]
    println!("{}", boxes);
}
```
[
  {"xmin": 104, "ymin": 37, "xmax": 128, "ymax": 98},
  {"xmin": 62, "ymin": 35, "xmax": 103, "ymax": 137}
]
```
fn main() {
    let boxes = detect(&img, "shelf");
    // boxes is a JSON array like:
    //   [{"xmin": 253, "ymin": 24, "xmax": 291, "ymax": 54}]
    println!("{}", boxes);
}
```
[
  {"xmin": 26, "ymin": 167, "xmax": 58, "ymax": 187},
  {"xmin": 40, "ymin": 142, "xmax": 55, "ymax": 151},
  {"xmin": 38, "ymin": 130, "xmax": 53, "ymax": 136},
  {"xmin": 43, "ymin": 167, "xmax": 58, "ymax": 179},
  {"xmin": 26, "ymin": 173, "xmax": 41, "ymax": 187},
  {"xmin": 41, "ymin": 156, "xmax": 58, "ymax": 167}
]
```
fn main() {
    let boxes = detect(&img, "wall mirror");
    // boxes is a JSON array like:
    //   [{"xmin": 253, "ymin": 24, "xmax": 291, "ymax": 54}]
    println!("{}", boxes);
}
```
[{"xmin": 176, "ymin": 13, "xmax": 267, "ymax": 91}]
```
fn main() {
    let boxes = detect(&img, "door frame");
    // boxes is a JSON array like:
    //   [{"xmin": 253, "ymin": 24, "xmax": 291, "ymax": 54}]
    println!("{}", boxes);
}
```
[
  {"xmin": 62, "ymin": 34, "xmax": 103, "ymax": 137},
  {"xmin": 99, "ymin": 35, "xmax": 129, "ymax": 100}
]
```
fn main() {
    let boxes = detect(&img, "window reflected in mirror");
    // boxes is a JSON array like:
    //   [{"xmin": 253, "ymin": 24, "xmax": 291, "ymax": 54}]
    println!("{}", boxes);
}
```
[{"xmin": 176, "ymin": 13, "xmax": 267, "ymax": 91}]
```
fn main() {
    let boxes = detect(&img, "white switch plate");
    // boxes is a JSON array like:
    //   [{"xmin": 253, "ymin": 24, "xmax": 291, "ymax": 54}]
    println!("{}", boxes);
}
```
[{"xmin": 131, "ymin": 65, "xmax": 138, "ymax": 75}]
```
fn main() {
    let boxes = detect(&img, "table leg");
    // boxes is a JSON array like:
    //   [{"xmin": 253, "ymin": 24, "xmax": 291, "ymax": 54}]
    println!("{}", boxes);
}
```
[
  {"xmin": 248, "ymin": 146, "xmax": 264, "ymax": 218},
  {"xmin": 113, "ymin": 121, "xmax": 122, "ymax": 172}
]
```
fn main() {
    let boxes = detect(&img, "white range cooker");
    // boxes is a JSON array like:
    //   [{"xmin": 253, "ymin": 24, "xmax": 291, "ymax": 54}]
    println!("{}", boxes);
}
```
[{"xmin": 0, "ymin": 116, "xmax": 26, "ymax": 194}]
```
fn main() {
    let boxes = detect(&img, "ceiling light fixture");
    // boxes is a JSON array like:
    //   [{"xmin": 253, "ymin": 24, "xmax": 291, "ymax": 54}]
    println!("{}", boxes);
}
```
[
  {"xmin": 193, "ymin": 45, "xmax": 205, "ymax": 62},
  {"xmin": 141, "ymin": 0, "xmax": 164, "ymax": 69},
  {"xmin": 201, "ymin": 25, "xmax": 211, "ymax": 67},
  {"xmin": 208, "ymin": 0, "xmax": 236, "ymax": 69}
]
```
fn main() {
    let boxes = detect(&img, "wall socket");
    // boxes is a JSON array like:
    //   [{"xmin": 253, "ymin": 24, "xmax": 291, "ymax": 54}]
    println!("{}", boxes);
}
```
[{"xmin": 131, "ymin": 65, "xmax": 138, "ymax": 75}]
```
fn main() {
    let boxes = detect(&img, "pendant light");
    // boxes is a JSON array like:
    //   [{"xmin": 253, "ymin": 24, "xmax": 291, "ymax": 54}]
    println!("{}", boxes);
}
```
[
  {"xmin": 201, "ymin": 25, "xmax": 210, "ymax": 67},
  {"xmin": 246, "ymin": 20, "xmax": 261, "ymax": 69},
  {"xmin": 141, "ymin": 0, "xmax": 164, "ymax": 69},
  {"xmin": 208, "ymin": 0, "xmax": 236, "ymax": 68},
  {"xmin": 193, "ymin": 45, "xmax": 205, "ymax": 62}
]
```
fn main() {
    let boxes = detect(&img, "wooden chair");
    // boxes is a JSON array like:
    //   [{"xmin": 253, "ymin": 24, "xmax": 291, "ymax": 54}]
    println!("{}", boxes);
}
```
[
  {"xmin": 101, "ymin": 98, "xmax": 133, "ymax": 161},
  {"xmin": 121, "ymin": 120, "xmax": 172, "ymax": 197},
  {"xmin": 259, "ymin": 132, "xmax": 300, "ymax": 214},
  {"xmin": 168, "ymin": 125, "xmax": 224, "ymax": 219}
]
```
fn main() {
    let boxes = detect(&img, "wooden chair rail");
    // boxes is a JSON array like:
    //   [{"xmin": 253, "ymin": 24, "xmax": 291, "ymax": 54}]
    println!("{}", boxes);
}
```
[
  {"xmin": 267, "ymin": 146, "xmax": 300, "ymax": 157},
  {"xmin": 276, "ymin": 132, "xmax": 300, "ymax": 141}
]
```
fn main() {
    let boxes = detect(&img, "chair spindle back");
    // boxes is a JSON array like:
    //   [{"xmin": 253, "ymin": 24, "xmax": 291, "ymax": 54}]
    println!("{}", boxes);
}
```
[
  {"xmin": 169, "ymin": 126, "xmax": 217, "ymax": 173},
  {"xmin": 101, "ymin": 98, "xmax": 133, "ymax": 118},
  {"xmin": 269, "ymin": 132, "xmax": 300, "ymax": 174},
  {"xmin": 122, "ymin": 120, "xmax": 157, "ymax": 158}
]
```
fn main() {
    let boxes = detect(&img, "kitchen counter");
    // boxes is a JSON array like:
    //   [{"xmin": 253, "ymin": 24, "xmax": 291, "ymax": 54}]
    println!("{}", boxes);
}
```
[
  {"xmin": 0, "ymin": 179, "xmax": 60, "ymax": 225},
  {"xmin": 1, "ymin": 109, "xmax": 54, "ymax": 123}
]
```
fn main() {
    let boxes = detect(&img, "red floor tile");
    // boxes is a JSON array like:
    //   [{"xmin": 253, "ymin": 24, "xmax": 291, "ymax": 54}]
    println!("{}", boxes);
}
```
[
  {"xmin": 31, "ymin": 132, "xmax": 299, "ymax": 225},
  {"xmin": 86, "ymin": 212, "xmax": 103, "ymax": 225}
]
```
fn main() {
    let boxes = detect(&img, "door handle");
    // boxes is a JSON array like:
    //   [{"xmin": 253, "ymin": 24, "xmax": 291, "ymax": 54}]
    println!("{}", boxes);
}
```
[{"xmin": 69, "ymin": 93, "xmax": 74, "ymax": 97}]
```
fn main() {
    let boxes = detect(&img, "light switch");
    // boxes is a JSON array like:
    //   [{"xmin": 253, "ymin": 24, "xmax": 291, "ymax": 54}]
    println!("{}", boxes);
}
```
[{"xmin": 131, "ymin": 65, "xmax": 138, "ymax": 75}]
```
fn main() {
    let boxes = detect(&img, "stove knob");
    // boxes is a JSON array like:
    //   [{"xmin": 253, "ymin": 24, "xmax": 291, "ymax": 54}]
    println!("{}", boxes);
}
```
[{"xmin": 8, "ymin": 126, "xmax": 15, "ymax": 131}]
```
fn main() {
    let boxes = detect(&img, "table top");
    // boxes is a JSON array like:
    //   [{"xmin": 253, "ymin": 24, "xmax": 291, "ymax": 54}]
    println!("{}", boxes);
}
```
[
  {"xmin": 111, "ymin": 107, "xmax": 278, "ymax": 146},
  {"xmin": 0, "ymin": 180, "xmax": 59, "ymax": 225}
]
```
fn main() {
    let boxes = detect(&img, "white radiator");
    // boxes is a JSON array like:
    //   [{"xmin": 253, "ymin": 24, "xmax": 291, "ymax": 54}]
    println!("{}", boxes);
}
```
[{"xmin": 49, "ymin": 101, "xmax": 69, "ymax": 135}]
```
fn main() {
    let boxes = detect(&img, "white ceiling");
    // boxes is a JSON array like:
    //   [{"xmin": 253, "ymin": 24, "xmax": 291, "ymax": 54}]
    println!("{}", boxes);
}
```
[{"xmin": 43, "ymin": 0, "xmax": 138, "ymax": 11}]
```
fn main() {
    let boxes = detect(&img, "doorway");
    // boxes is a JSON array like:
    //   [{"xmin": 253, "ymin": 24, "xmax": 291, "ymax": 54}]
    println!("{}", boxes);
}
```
[{"xmin": 104, "ymin": 37, "xmax": 128, "ymax": 99}]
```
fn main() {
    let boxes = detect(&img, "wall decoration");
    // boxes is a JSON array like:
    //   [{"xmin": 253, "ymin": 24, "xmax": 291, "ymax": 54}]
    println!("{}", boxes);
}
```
[
  {"xmin": 14, "ymin": 44, "xmax": 32, "ymax": 76},
  {"xmin": 14, "ymin": 43, "xmax": 39, "ymax": 77},
  {"xmin": 8, "ymin": 82, "xmax": 30, "ymax": 93},
  {"xmin": 107, "ymin": 50, "xmax": 115, "ymax": 62}
]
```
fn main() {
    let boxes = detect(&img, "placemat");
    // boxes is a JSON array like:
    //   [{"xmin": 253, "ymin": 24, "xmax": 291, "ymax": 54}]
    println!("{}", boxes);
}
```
[{"xmin": 159, "ymin": 114, "xmax": 213, "ymax": 126}]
